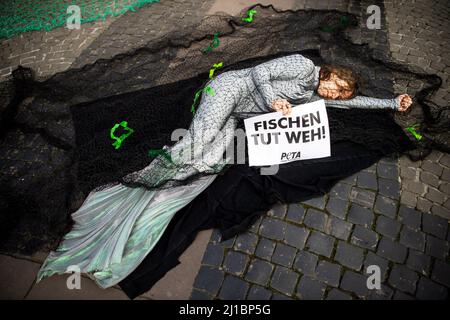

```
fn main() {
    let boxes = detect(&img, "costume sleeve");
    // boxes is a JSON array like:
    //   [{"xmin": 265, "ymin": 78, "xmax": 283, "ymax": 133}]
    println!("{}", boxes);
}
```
[
  {"xmin": 251, "ymin": 54, "xmax": 316, "ymax": 109},
  {"xmin": 323, "ymin": 95, "xmax": 399, "ymax": 110}
]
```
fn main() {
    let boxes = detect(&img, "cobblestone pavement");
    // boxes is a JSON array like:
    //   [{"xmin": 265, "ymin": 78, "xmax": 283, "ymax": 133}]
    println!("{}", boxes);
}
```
[
  {"xmin": 0, "ymin": 0, "xmax": 216, "ymax": 80},
  {"xmin": 191, "ymin": 0, "xmax": 450, "ymax": 300},
  {"xmin": 0, "ymin": 17, "xmax": 114, "ymax": 80},
  {"xmin": 0, "ymin": 0, "xmax": 449, "ymax": 300},
  {"xmin": 384, "ymin": 0, "xmax": 450, "ymax": 219}
]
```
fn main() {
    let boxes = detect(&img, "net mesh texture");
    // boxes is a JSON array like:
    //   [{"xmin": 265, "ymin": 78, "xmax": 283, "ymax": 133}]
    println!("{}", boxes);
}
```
[{"xmin": 0, "ymin": 0, "xmax": 160, "ymax": 39}]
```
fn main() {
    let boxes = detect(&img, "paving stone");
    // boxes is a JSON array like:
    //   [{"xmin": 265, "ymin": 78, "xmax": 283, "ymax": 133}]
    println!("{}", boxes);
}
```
[
  {"xmin": 378, "ymin": 178, "xmax": 401, "ymax": 199},
  {"xmin": 245, "ymin": 259, "xmax": 274, "ymax": 286},
  {"xmin": 306, "ymin": 231, "xmax": 335, "ymax": 258},
  {"xmin": 341, "ymin": 172, "xmax": 358, "ymax": 185},
  {"xmin": 398, "ymin": 205, "xmax": 422, "ymax": 230},
  {"xmin": 416, "ymin": 277, "xmax": 448, "ymax": 300},
  {"xmin": 259, "ymin": 217, "xmax": 286, "ymax": 241},
  {"xmin": 334, "ymin": 241, "xmax": 365, "ymax": 271},
  {"xmin": 234, "ymin": 232, "xmax": 258, "ymax": 255},
  {"xmin": 302, "ymin": 194, "xmax": 327, "ymax": 210},
  {"xmin": 376, "ymin": 215, "xmax": 401, "ymax": 240},
  {"xmin": 400, "ymin": 165, "xmax": 417, "ymax": 180},
  {"xmin": 400, "ymin": 190, "xmax": 418, "ymax": 208},
  {"xmin": 304, "ymin": 209, "xmax": 328, "ymax": 232},
  {"xmin": 190, "ymin": 289, "xmax": 212, "ymax": 300},
  {"xmin": 348, "ymin": 204, "xmax": 374, "ymax": 227},
  {"xmin": 316, "ymin": 260, "xmax": 342, "ymax": 287},
  {"xmin": 255, "ymin": 238, "xmax": 276, "ymax": 261},
  {"xmin": 194, "ymin": 266, "xmax": 224, "ymax": 296},
  {"xmin": 431, "ymin": 204, "xmax": 450, "ymax": 220},
  {"xmin": 431, "ymin": 260, "xmax": 450, "ymax": 287},
  {"xmin": 377, "ymin": 237, "xmax": 408, "ymax": 263},
  {"xmin": 223, "ymin": 250, "xmax": 249, "ymax": 276},
  {"xmin": 364, "ymin": 252, "xmax": 390, "ymax": 281},
  {"xmin": 210, "ymin": 229, "xmax": 222, "ymax": 244},
  {"xmin": 284, "ymin": 224, "xmax": 309, "ymax": 249},
  {"xmin": 271, "ymin": 293, "xmax": 292, "ymax": 300},
  {"xmin": 219, "ymin": 236, "xmax": 235, "ymax": 248},
  {"xmin": 272, "ymin": 243, "xmax": 297, "ymax": 267},
  {"xmin": 202, "ymin": 244, "xmax": 224, "ymax": 267},
  {"xmin": 442, "ymin": 168, "xmax": 450, "ymax": 182},
  {"xmin": 439, "ymin": 182, "xmax": 450, "ymax": 194},
  {"xmin": 326, "ymin": 196, "xmax": 349, "ymax": 219},
  {"xmin": 26, "ymin": 272, "xmax": 126, "ymax": 300},
  {"xmin": 425, "ymin": 235, "xmax": 449, "ymax": 260},
  {"xmin": 406, "ymin": 250, "xmax": 431, "ymax": 276},
  {"xmin": 270, "ymin": 266, "xmax": 299, "ymax": 297},
  {"xmin": 218, "ymin": 275, "xmax": 249, "ymax": 300},
  {"xmin": 326, "ymin": 288, "xmax": 352, "ymax": 300},
  {"xmin": 422, "ymin": 213, "xmax": 448, "ymax": 240},
  {"xmin": 329, "ymin": 182, "xmax": 352, "ymax": 200},
  {"xmin": 399, "ymin": 227, "xmax": 426, "ymax": 252},
  {"xmin": 351, "ymin": 225, "xmax": 379, "ymax": 250},
  {"xmin": 247, "ymin": 285, "xmax": 272, "ymax": 300},
  {"xmin": 445, "ymin": 199, "xmax": 450, "ymax": 211},
  {"xmin": 286, "ymin": 204, "xmax": 306, "ymax": 224},
  {"xmin": 403, "ymin": 179, "xmax": 427, "ymax": 195},
  {"xmin": 417, "ymin": 197, "xmax": 433, "ymax": 213},
  {"xmin": 248, "ymin": 216, "xmax": 262, "ymax": 234},
  {"xmin": 296, "ymin": 275, "xmax": 326, "ymax": 300},
  {"xmin": 426, "ymin": 187, "xmax": 446, "ymax": 204},
  {"xmin": 357, "ymin": 171, "xmax": 378, "ymax": 190},
  {"xmin": 0, "ymin": 255, "xmax": 41, "ymax": 299},
  {"xmin": 422, "ymin": 160, "xmax": 444, "ymax": 176},
  {"xmin": 350, "ymin": 187, "xmax": 376, "ymax": 208},
  {"xmin": 267, "ymin": 203, "xmax": 287, "ymax": 219},
  {"xmin": 380, "ymin": 157, "xmax": 398, "ymax": 167},
  {"xmin": 420, "ymin": 171, "xmax": 440, "ymax": 188},
  {"xmin": 440, "ymin": 153, "xmax": 450, "ymax": 167},
  {"xmin": 393, "ymin": 290, "xmax": 415, "ymax": 300},
  {"xmin": 374, "ymin": 195, "xmax": 398, "ymax": 218},
  {"xmin": 367, "ymin": 284, "xmax": 394, "ymax": 300},
  {"xmin": 293, "ymin": 250, "xmax": 318, "ymax": 276},
  {"xmin": 377, "ymin": 162, "xmax": 399, "ymax": 180},
  {"xmin": 388, "ymin": 265, "xmax": 419, "ymax": 295},
  {"xmin": 325, "ymin": 216, "xmax": 353, "ymax": 241},
  {"xmin": 340, "ymin": 271, "xmax": 369, "ymax": 299}
]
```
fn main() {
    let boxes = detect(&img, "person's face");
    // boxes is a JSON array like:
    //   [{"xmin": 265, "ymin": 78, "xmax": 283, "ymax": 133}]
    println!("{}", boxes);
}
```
[{"xmin": 317, "ymin": 73, "xmax": 354, "ymax": 100}]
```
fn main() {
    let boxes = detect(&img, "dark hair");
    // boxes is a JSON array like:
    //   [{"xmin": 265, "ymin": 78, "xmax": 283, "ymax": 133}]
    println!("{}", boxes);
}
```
[{"xmin": 319, "ymin": 65, "xmax": 362, "ymax": 98}]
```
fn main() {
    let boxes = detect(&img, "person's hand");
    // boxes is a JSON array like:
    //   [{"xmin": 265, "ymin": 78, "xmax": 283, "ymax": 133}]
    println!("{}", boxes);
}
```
[
  {"xmin": 397, "ymin": 94, "xmax": 413, "ymax": 112},
  {"xmin": 271, "ymin": 98, "xmax": 292, "ymax": 116}
]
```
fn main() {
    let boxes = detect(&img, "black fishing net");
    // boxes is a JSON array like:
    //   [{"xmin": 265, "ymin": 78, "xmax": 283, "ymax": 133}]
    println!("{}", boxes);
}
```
[{"xmin": 0, "ymin": 4, "xmax": 448, "ymax": 254}]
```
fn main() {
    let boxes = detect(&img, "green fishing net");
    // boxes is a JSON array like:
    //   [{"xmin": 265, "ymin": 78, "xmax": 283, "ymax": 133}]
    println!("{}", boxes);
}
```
[{"xmin": 0, "ymin": 0, "xmax": 160, "ymax": 39}]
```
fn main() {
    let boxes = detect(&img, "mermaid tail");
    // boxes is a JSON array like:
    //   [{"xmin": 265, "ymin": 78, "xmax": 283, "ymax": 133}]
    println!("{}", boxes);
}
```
[{"xmin": 37, "ymin": 174, "xmax": 217, "ymax": 288}]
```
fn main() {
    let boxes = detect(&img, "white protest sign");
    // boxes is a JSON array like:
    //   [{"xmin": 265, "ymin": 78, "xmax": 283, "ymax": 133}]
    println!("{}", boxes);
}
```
[{"xmin": 244, "ymin": 99, "xmax": 331, "ymax": 166}]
